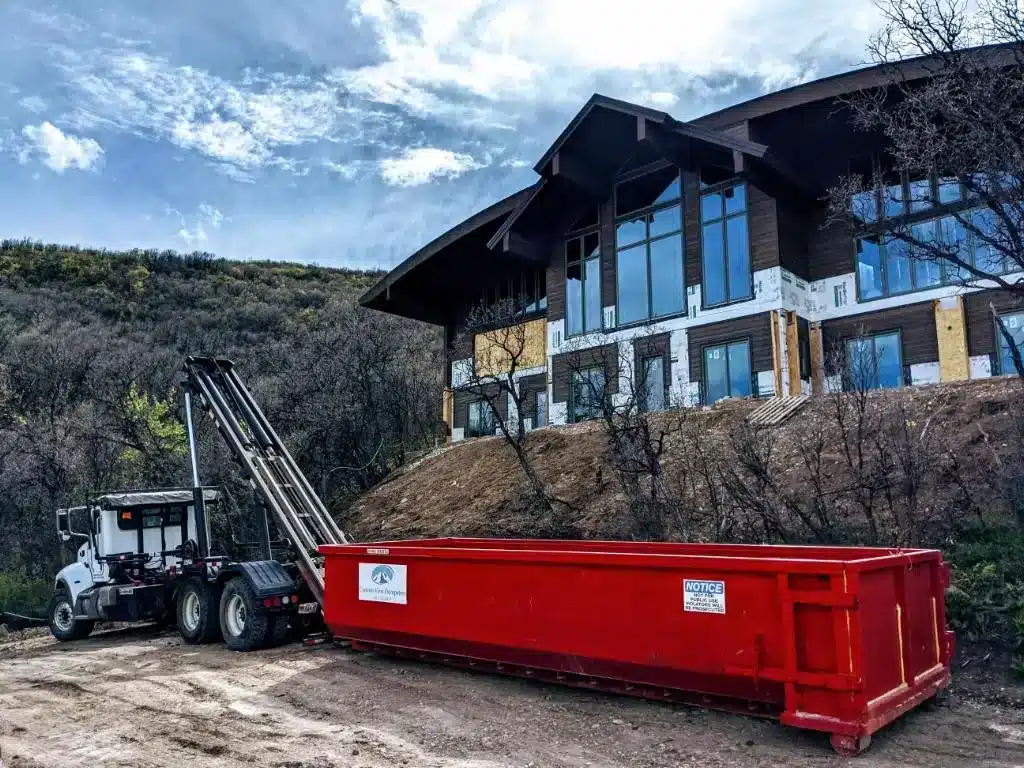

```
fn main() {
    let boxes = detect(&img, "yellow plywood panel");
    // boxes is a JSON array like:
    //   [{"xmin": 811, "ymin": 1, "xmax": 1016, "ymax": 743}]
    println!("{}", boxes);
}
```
[
  {"xmin": 475, "ymin": 318, "xmax": 547, "ymax": 377},
  {"xmin": 935, "ymin": 297, "xmax": 969, "ymax": 382}
]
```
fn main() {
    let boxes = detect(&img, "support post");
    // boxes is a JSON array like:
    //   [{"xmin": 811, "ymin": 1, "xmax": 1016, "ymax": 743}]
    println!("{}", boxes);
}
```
[{"xmin": 184, "ymin": 387, "xmax": 211, "ymax": 559}]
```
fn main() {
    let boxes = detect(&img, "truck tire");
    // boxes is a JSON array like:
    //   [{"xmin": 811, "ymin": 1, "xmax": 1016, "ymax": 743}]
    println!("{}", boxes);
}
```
[
  {"xmin": 219, "ymin": 576, "xmax": 272, "ymax": 652},
  {"xmin": 177, "ymin": 579, "xmax": 221, "ymax": 644},
  {"xmin": 265, "ymin": 615, "xmax": 291, "ymax": 648},
  {"xmin": 48, "ymin": 588, "xmax": 94, "ymax": 642}
]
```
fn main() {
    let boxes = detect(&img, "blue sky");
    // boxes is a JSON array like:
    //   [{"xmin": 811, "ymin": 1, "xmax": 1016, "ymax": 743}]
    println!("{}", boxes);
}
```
[{"xmin": 0, "ymin": 1, "xmax": 882, "ymax": 270}]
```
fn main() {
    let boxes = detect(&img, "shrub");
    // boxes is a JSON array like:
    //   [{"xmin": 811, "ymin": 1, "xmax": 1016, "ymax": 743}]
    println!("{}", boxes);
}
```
[{"xmin": 0, "ymin": 570, "xmax": 52, "ymax": 618}]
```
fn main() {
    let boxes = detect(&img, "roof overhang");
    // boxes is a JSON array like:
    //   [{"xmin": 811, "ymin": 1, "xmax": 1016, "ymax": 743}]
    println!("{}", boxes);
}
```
[{"xmin": 358, "ymin": 187, "xmax": 537, "ymax": 325}]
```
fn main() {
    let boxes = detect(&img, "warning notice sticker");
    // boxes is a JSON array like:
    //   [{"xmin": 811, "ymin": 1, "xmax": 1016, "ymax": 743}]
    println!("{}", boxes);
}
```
[{"xmin": 683, "ymin": 579, "xmax": 726, "ymax": 614}]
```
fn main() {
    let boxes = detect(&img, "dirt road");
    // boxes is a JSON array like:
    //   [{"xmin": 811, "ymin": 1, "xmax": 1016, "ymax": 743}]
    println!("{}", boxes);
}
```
[{"xmin": 1, "ymin": 627, "xmax": 1023, "ymax": 768}]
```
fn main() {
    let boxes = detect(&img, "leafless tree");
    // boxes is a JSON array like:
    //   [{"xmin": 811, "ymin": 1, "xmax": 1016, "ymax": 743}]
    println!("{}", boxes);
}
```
[
  {"xmin": 450, "ymin": 299, "xmax": 570, "ymax": 531},
  {"xmin": 827, "ymin": 1, "xmax": 1024, "ymax": 368}
]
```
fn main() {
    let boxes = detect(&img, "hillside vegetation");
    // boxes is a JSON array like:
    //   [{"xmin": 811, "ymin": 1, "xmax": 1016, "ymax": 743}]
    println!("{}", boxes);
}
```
[{"xmin": 0, "ymin": 240, "xmax": 442, "ymax": 609}]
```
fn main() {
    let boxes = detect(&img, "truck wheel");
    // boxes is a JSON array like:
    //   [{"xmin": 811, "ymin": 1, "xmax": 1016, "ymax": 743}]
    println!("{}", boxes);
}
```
[
  {"xmin": 48, "ymin": 588, "xmax": 94, "ymax": 641},
  {"xmin": 177, "ymin": 579, "xmax": 221, "ymax": 644},
  {"xmin": 265, "ymin": 615, "xmax": 292, "ymax": 648},
  {"xmin": 219, "ymin": 576, "xmax": 271, "ymax": 652}
]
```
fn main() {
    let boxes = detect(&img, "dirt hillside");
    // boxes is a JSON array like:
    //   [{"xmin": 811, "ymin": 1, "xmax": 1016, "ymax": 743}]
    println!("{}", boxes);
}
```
[{"xmin": 345, "ymin": 378, "xmax": 1020, "ymax": 544}]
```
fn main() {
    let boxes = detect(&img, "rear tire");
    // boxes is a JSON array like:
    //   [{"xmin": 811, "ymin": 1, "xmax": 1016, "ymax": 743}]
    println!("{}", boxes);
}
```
[
  {"xmin": 48, "ymin": 588, "xmax": 94, "ymax": 642},
  {"xmin": 177, "ymin": 579, "xmax": 221, "ymax": 644},
  {"xmin": 265, "ymin": 615, "xmax": 292, "ymax": 648},
  {"xmin": 219, "ymin": 576, "xmax": 271, "ymax": 652}
]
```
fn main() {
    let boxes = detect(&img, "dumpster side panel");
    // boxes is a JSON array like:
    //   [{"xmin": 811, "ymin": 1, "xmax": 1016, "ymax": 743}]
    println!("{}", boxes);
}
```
[
  {"xmin": 857, "ymin": 569, "xmax": 904, "ymax": 703},
  {"xmin": 905, "ymin": 561, "xmax": 942, "ymax": 679},
  {"xmin": 323, "ymin": 551, "xmax": 789, "ymax": 706}
]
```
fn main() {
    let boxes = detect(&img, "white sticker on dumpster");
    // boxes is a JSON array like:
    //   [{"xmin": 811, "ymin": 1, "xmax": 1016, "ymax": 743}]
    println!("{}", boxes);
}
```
[
  {"xmin": 684, "ymin": 580, "xmax": 725, "ymax": 614},
  {"xmin": 358, "ymin": 563, "xmax": 407, "ymax": 605}
]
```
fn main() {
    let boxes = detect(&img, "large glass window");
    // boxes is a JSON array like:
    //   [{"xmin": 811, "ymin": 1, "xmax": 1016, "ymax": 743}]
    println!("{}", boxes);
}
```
[
  {"xmin": 614, "ymin": 168, "xmax": 684, "ymax": 325},
  {"xmin": 846, "ymin": 332, "xmax": 903, "ymax": 390},
  {"xmin": 997, "ymin": 312, "xmax": 1024, "ymax": 376},
  {"xmin": 639, "ymin": 356, "xmax": 666, "ymax": 413},
  {"xmin": 534, "ymin": 391, "xmax": 548, "ymax": 429},
  {"xmin": 467, "ymin": 401, "xmax": 495, "ymax": 438},
  {"xmin": 703, "ymin": 340, "xmax": 752, "ymax": 405},
  {"xmin": 571, "ymin": 366, "xmax": 607, "ymax": 423},
  {"xmin": 701, "ymin": 183, "xmax": 751, "ymax": 307},
  {"xmin": 566, "ymin": 232, "xmax": 601, "ymax": 336}
]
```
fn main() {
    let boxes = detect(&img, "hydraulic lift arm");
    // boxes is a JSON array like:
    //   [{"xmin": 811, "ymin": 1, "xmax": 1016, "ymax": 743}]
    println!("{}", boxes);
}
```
[{"xmin": 182, "ymin": 357, "xmax": 348, "ymax": 605}]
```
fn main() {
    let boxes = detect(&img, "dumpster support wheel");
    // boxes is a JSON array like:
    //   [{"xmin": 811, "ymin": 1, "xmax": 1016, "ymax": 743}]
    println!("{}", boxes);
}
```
[{"xmin": 831, "ymin": 733, "xmax": 871, "ymax": 757}]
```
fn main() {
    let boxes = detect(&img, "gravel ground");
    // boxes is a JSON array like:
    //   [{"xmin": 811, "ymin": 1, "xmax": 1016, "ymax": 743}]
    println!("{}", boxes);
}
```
[{"xmin": 1, "ymin": 626, "xmax": 1024, "ymax": 768}]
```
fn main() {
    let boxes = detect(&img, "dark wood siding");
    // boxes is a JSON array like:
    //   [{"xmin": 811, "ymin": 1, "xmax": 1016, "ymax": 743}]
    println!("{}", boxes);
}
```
[
  {"xmin": 965, "ymin": 289, "xmax": 1024, "ymax": 359},
  {"xmin": 821, "ymin": 301, "xmax": 937, "ymax": 368},
  {"xmin": 777, "ymin": 198, "xmax": 808, "ymax": 277},
  {"xmin": 518, "ymin": 373, "xmax": 548, "ymax": 421},
  {"xmin": 747, "ymin": 184, "xmax": 779, "ymax": 272},
  {"xmin": 684, "ymin": 172, "xmax": 702, "ymax": 288},
  {"xmin": 546, "ymin": 239, "xmax": 566, "ymax": 322},
  {"xmin": 552, "ymin": 343, "xmax": 620, "ymax": 403},
  {"xmin": 452, "ymin": 384, "xmax": 508, "ymax": 429},
  {"xmin": 633, "ymin": 332, "xmax": 672, "ymax": 391},
  {"xmin": 688, "ymin": 313, "xmax": 774, "ymax": 381},
  {"xmin": 599, "ymin": 197, "xmax": 616, "ymax": 308},
  {"xmin": 807, "ymin": 204, "xmax": 853, "ymax": 281}
]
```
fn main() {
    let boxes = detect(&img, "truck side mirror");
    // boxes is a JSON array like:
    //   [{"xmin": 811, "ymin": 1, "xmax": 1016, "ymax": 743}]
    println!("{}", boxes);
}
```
[
  {"xmin": 60, "ymin": 531, "xmax": 72, "ymax": 542},
  {"xmin": 57, "ymin": 509, "xmax": 70, "ymax": 533}
]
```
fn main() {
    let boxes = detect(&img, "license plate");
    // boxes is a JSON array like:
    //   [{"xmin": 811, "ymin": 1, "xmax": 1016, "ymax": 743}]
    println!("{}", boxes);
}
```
[{"xmin": 297, "ymin": 602, "xmax": 319, "ymax": 615}]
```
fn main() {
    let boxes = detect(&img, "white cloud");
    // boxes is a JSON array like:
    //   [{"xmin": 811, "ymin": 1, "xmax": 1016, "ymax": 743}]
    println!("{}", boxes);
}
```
[
  {"xmin": 379, "ymin": 148, "xmax": 484, "ymax": 187},
  {"xmin": 19, "ymin": 96, "xmax": 48, "ymax": 114},
  {"xmin": 641, "ymin": 91, "xmax": 679, "ymax": 108},
  {"xmin": 170, "ymin": 203, "xmax": 226, "ymax": 247},
  {"xmin": 19, "ymin": 121, "xmax": 103, "ymax": 173}
]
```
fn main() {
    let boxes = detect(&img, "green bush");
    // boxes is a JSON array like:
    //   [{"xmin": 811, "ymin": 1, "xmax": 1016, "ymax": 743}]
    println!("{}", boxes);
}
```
[{"xmin": 0, "ymin": 570, "xmax": 52, "ymax": 618}]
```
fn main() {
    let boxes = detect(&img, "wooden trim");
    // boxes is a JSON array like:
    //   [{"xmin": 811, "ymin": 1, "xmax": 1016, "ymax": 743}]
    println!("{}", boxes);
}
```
[
  {"xmin": 786, "ymin": 311, "xmax": 801, "ymax": 396},
  {"xmin": 770, "ymin": 310, "xmax": 783, "ymax": 398}
]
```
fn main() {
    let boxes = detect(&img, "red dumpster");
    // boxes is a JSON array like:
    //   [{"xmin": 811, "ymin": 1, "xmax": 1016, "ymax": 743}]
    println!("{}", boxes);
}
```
[{"xmin": 319, "ymin": 538, "xmax": 954, "ymax": 756}]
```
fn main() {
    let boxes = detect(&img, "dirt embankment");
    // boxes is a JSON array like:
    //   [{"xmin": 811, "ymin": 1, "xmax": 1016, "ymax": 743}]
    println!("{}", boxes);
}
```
[
  {"xmin": 2, "ymin": 627, "xmax": 1024, "ymax": 768},
  {"xmin": 345, "ymin": 378, "xmax": 1021, "ymax": 543}
]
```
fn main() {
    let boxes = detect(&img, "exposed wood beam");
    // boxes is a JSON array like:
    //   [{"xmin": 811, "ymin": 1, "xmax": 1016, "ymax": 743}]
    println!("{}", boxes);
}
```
[
  {"xmin": 501, "ymin": 232, "xmax": 548, "ymax": 265},
  {"xmin": 552, "ymin": 150, "xmax": 609, "ymax": 197},
  {"xmin": 733, "ymin": 149, "xmax": 746, "ymax": 175},
  {"xmin": 637, "ymin": 116, "xmax": 648, "ymax": 142}
]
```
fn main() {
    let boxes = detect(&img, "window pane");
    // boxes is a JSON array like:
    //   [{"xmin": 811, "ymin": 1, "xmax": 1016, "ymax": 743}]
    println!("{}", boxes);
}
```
[
  {"xmin": 566, "ymin": 237, "xmax": 582, "ymax": 264},
  {"xmin": 852, "ymin": 189, "xmax": 878, "ymax": 222},
  {"xmin": 537, "ymin": 270, "xmax": 548, "ymax": 311},
  {"xmin": 701, "ymin": 192, "xmax": 722, "ymax": 223},
  {"xmin": 909, "ymin": 177, "xmax": 932, "ymax": 212},
  {"xmin": 566, "ymin": 262, "xmax": 583, "ymax": 336},
  {"xmin": 584, "ymin": 256, "xmax": 602, "ymax": 332},
  {"xmin": 584, "ymin": 232, "xmax": 600, "ymax": 260},
  {"xmin": 875, "ymin": 332, "xmax": 902, "ymax": 389},
  {"xmin": 703, "ymin": 221, "xmax": 726, "ymax": 306},
  {"xmin": 535, "ymin": 391, "xmax": 547, "ymax": 427},
  {"xmin": 883, "ymin": 182, "xmax": 904, "ymax": 218},
  {"xmin": 726, "ymin": 215, "xmax": 751, "ymax": 301},
  {"xmin": 468, "ymin": 402, "xmax": 480, "ymax": 436},
  {"xmin": 857, "ymin": 237, "xmax": 884, "ymax": 300},
  {"xmin": 642, "ymin": 357, "xmax": 665, "ymax": 412},
  {"xmin": 704, "ymin": 345, "xmax": 729, "ymax": 404},
  {"xmin": 938, "ymin": 177, "xmax": 961, "ymax": 204},
  {"xmin": 616, "ymin": 216, "xmax": 646, "ymax": 248},
  {"xmin": 847, "ymin": 338, "xmax": 876, "ymax": 390},
  {"xmin": 972, "ymin": 208, "xmax": 1003, "ymax": 274},
  {"xmin": 724, "ymin": 184, "xmax": 747, "ymax": 216},
  {"xmin": 524, "ymin": 272, "xmax": 536, "ymax": 312},
  {"xmin": 649, "ymin": 205, "xmax": 681, "ymax": 239},
  {"xmin": 912, "ymin": 221, "xmax": 942, "ymax": 288},
  {"xmin": 616, "ymin": 166, "xmax": 681, "ymax": 217},
  {"xmin": 885, "ymin": 237, "xmax": 913, "ymax": 294},
  {"xmin": 939, "ymin": 216, "xmax": 971, "ymax": 283},
  {"xmin": 572, "ymin": 367, "xmax": 605, "ymax": 421},
  {"xmin": 727, "ymin": 341, "xmax": 751, "ymax": 398},
  {"xmin": 650, "ymin": 236, "xmax": 684, "ymax": 317},
  {"xmin": 998, "ymin": 313, "xmax": 1024, "ymax": 375},
  {"xmin": 617, "ymin": 244, "xmax": 649, "ymax": 325}
]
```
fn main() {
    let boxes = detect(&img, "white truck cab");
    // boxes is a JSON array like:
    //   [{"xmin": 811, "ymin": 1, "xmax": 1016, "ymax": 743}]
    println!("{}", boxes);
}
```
[{"xmin": 51, "ymin": 489, "xmax": 216, "ymax": 640}]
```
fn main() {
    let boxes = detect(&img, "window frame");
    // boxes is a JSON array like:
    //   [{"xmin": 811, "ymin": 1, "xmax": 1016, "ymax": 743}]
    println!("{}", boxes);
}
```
[
  {"xmin": 569, "ymin": 365, "xmax": 607, "ymax": 424},
  {"xmin": 565, "ymin": 229, "xmax": 602, "ymax": 338},
  {"xmin": 638, "ymin": 354, "xmax": 668, "ymax": 413},
  {"xmin": 613, "ymin": 167, "xmax": 686, "ymax": 328},
  {"xmin": 699, "ymin": 179, "xmax": 752, "ymax": 309},
  {"xmin": 466, "ymin": 399, "xmax": 497, "ymax": 438},
  {"xmin": 844, "ymin": 329, "xmax": 904, "ymax": 391},
  {"xmin": 994, "ymin": 310, "xmax": 1024, "ymax": 376},
  {"xmin": 700, "ymin": 337, "xmax": 754, "ymax": 405}
]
